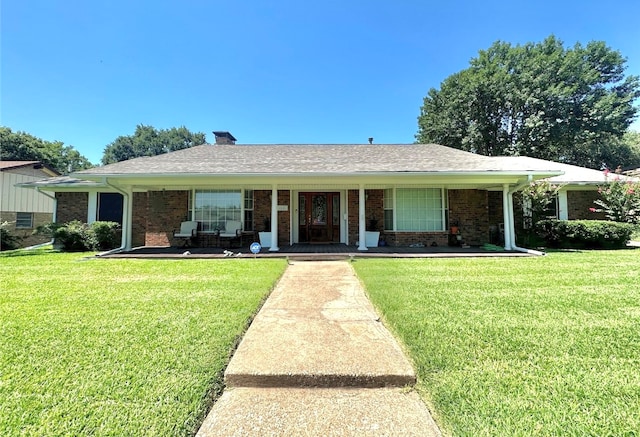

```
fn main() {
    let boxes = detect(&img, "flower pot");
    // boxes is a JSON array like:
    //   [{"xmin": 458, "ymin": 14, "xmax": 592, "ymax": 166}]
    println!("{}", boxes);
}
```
[
  {"xmin": 258, "ymin": 232, "xmax": 272, "ymax": 248},
  {"xmin": 365, "ymin": 231, "xmax": 380, "ymax": 247}
]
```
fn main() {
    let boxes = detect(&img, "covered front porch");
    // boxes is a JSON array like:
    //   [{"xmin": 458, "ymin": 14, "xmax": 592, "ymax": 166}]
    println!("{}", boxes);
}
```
[{"xmin": 100, "ymin": 243, "xmax": 534, "ymax": 260}]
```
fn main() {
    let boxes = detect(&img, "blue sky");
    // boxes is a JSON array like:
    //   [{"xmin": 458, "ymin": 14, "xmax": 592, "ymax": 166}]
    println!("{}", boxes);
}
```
[{"xmin": 2, "ymin": 0, "xmax": 640, "ymax": 164}]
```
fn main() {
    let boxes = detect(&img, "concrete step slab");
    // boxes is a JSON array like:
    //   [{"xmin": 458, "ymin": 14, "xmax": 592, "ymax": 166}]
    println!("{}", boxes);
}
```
[{"xmin": 196, "ymin": 387, "xmax": 442, "ymax": 437}]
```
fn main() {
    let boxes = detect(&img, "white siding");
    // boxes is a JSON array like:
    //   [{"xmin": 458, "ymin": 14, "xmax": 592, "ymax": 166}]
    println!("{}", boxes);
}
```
[{"xmin": 0, "ymin": 172, "xmax": 55, "ymax": 214}]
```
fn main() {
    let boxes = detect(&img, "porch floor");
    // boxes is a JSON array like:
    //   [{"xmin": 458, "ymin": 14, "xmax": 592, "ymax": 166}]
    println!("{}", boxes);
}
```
[{"xmin": 101, "ymin": 243, "xmax": 534, "ymax": 259}]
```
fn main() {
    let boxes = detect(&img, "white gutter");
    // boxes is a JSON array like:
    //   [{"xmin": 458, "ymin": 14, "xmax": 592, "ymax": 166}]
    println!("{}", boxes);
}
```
[
  {"xmin": 22, "ymin": 187, "xmax": 58, "ymax": 250},
  {"xmin": 506, "ymin": 175, "xmax": 546, "ymax": 256}
]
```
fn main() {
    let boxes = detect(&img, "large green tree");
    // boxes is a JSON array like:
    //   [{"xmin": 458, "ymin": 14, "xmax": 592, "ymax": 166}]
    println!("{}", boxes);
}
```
[
  {"xmin": 416, "ymin": 36, "xmax": 640, "ymax": 169},
  {"xmin": 101, "ymin": 125, "xmax": 206, "ymax": 165},
  {"xmin": 0, "ymin": 127, "xmax": 93, "ymax": 174}
]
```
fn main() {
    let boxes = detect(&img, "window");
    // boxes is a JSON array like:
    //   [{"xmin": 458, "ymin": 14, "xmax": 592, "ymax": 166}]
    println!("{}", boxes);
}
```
[
  {"xmin": 98, "ymin": 193, "xmax": 124, "ymax": 224},
  {"xmin": 383, "ymin": 188, "xmax": 393, "ymax": 230},
  {"xmin": 16, "ymin": 212, "xmax": 34, "ymax": 229},
  {"xmin": 244, "ymin": 190, "xmax": 254, "ymax": 231},
  {"xmin": 386, "ymin": 188, "xmax": 446, "ymax": 232},
  {"xmin": 190, "ymin": 190, "xmax": 243, "ymax": 232}
]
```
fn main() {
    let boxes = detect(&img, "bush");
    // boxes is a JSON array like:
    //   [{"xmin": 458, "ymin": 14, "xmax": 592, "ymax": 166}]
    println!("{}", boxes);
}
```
[
  {"xmin": 90, "ymin": 221, "xmax": 120, "ymax": 250},
  {"xmin": 590, "ymin": 169, "xmax": 640, "ymax": 224},
  {"xmin": 53, "ymin": 220, "xmax": 97, "ymax": 251},
  {"xmin": 34, "ymin": 220, "xmax": 120, "ymax": 252},
  {"xmin": 535, "ymin": 219, "xmax": 635, "ymax": 249},
  {"xmin": 1, "ymin": 221, "xmax": 21, "ymax": 250}
]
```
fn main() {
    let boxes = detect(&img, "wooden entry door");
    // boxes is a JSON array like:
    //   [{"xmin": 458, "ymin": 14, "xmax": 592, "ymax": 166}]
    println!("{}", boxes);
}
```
[{"xmin": 298, "ymin": 192, "xmax": 340, "ymax": 243}]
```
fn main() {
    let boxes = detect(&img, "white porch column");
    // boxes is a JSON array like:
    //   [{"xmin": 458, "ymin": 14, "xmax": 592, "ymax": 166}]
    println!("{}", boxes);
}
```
[
  {"xmin": 507, "ymin": 191, "xmax": 517, "ymax": 250},
  {"xmin": 502, "ymin": 184, "xmax": 513, "ymax": 250},
  {"xmin": 122, "ymin": 187, "xmax": 133, "ymax": 251},
  {"xmin": 87, "ymin": 192, "xmax": 97, "ymax": 223},
  {"xmin": 358, "ymin": 185, "xmax": 367, "ymax": 251},
  {"xmin": 269, "ymin": 186, "xmax": 279, "ymax": 251},
  {"xmin": 558, "ymin": 190, "xmax": 568, "ymax": 220}
]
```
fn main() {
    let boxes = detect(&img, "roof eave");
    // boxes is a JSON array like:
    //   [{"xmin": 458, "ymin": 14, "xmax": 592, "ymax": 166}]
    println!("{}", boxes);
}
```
[{"xmin": 72, "ymin": 170, "xmax": 564, "ymax": 180}]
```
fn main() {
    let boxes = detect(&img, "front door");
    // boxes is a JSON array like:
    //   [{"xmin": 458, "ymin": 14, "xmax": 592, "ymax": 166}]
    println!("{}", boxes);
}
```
[{"xmin": 298, "ymin": 192, "xmax": 340, "ymax": 243}]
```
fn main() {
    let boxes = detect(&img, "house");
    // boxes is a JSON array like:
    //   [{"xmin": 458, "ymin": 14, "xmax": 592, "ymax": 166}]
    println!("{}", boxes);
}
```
[
  {"xmin": 23, "ymin": 131, "xmax": 619, "ymax": 253},
  {"xmin": 1, "ymin": 161, "xmax": 60, "ymax": 248}
]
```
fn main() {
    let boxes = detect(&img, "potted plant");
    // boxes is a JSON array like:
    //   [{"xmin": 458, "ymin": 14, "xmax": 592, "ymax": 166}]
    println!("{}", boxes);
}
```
[{"xmin": 258, "ymin": 217, "xmax": 272, "ymax": 248}]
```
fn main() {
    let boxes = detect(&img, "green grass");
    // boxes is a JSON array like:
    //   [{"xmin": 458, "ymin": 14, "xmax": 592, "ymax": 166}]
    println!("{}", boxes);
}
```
[
  {"xmin": 353, "ymin": 250, "xmax": 640, "ymax": 436},
  {"xmin": 0, "ymin": 251, "xmax": 287, "ymax": 436}
]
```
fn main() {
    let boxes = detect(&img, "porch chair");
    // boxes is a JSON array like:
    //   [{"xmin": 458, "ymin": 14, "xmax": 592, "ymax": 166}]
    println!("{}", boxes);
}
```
[
  {"xmin": 218, "ymin": 220, "xmax": 242, "ymax": 248},
  {"xmin": 173, "ymin": 221, "xmax": 198, "ymax": 247}
]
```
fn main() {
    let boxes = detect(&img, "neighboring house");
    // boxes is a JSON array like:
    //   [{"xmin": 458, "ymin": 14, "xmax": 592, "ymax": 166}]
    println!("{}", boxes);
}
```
[
  {"xmin": 1, "ymin": 161, "xmax": 60, "ymax": 248},
  {"xmin": 24, "ymin": 131, "xmax": 615, "ymax": 252}
]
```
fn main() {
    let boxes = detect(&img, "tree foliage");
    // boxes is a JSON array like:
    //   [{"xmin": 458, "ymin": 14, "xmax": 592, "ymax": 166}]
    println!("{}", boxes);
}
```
[
  {"xmin": 416, "ymin": 36, "xmax": 640, "ymax": 169},
  {"xmin": 0, "ymin": 126, "xmax": 93, "ymax": 174},
  {"xmin": 101, "ymin": 125, "xmax": 206, "ymax": 165}
]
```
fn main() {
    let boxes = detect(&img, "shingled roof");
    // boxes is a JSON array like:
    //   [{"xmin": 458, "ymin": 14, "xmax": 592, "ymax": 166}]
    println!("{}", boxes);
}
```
[{"xmin": 74, "ymin": 143, "xmax": 563, "ymax": 177}]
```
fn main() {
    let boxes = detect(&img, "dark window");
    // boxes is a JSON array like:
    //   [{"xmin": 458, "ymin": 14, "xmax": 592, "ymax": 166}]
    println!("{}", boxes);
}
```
[
  {"xmin": 98, "ymin": 193, "xmax": 123, "ymax": 224},
  {"xmin": 16, "ymin": 212, "xmax": 34, "ymax": 228}
]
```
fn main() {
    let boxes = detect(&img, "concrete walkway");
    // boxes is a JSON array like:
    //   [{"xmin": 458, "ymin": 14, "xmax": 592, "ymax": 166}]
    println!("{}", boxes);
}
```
[{"xmin": 196, "ymin": 261, "xmax": 441, "ymax": 436}]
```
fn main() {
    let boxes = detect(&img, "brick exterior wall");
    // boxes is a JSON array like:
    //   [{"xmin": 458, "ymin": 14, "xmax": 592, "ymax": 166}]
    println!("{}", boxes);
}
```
[
  {"xmin": 131, "ymin": 192, "xmax": 147, "ymax": 247},
  {"xmin": 0, "ymin": 211, "xmax": 53, "ymax": 248},
  {"xmin": 277, "ymin": 190, "xmax": 290, "ymax": 245},
  {"xmin": 348, "ymin": 189, "xmax": 479, "ymax": 248},
  {"xmin": 382, "ymin": 231, "xmax": 449, "ymax": 247},
  {"xmin": 448, "ymin": 189, "xmax": 490, "ymax": 246},
  {"xmin": 145, "ymin": 190, "xmax": 189, "ymax": 246},
  {"xmin": 56, "ymin": 192, "xmax": 88, "ymax": 223},
  {"xmin": 487, "ymin": 191, "xmax": 505, "ymax": 245},
  {"xmin": 347, "ymin": 190, "xmax": 359, "ymax": 245},
  {"xmin": 253, "ymin": 190, "xmax": 290, "ymax": 247},
  {"xmin": 254, "ymin": 190, "xmax": 271, "ymax": 232},
  {"xmin": 567, "ymin": 190, "xmax": 605, "ymax": 220}
]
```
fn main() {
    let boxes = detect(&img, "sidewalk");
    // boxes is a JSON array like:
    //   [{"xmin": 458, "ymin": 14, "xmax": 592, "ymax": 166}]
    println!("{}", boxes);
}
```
[{"xmin": 196, "ymin": 261, "xmax": 441, "ymax": 436}]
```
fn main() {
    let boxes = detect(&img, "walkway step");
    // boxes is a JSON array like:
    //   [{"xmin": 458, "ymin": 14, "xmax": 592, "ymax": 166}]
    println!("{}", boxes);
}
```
[
  {"xmin": 224, "ymin": 261, "xmax": 416, "ymax": 388},
  {"xmin": 196, "ymin": 261, "xmax": 442, "ymax": 436},
  {"xmin": 196, "ymin": 387, "xmax": 441, "ymax": 437}
]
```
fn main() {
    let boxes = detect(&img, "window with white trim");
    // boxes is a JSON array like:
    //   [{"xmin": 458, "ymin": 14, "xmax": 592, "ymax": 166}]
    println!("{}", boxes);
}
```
[
  {"xmin": 16, "ymin": 212, "xmax": 34, "ymax": 229},
  {"xmin": 189, "ymin": 189, "xmax": 245, "ymax": 232},
  {"xmin": 385, "ymin": 188, "xmax": 447, "ymax": 232},
  {"xmin": 383, "ymin": 188, "xmax": 393, "ymax": 230},
  {"xmin": 244, "ymin": 190, "xmax": 254, "ymax": 231}
]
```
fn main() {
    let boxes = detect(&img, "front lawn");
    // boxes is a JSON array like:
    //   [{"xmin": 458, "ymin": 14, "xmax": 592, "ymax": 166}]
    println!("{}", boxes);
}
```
[
  {"xmin": 354, "ymin": 250, "xmax": 640, "ymax": 436},
  {"xmin": 0, "ymin": 251, "xmax": 286, "ymax": 436}
]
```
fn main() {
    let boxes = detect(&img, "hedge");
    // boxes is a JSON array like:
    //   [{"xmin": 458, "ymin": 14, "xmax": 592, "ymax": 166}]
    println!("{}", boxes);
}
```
[{"xmin": 535, "ymin": 219, "xmax": 635, "ymax": 249}]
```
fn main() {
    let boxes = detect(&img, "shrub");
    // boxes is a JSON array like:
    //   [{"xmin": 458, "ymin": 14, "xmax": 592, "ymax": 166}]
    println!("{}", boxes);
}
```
[
  {"xmin": 53, "ymin": 220, "xmax": 97, "ymax": 251},
  {"xmin": 1, "ymin": 221, "xmax": 20, "ymax": 250},
  {"xmin": 35, "ymin": 221, "xmax": 120, "ymax": 252},
  {"xmin": 590, "ymin": 169, "xmax": 640, "ymax": 224},
  {"xmin": 90, "ymin": 221, "xmax": 120, "ymax": 250},
  {"xmin": 535, "ymin": 219, "xmax": 635, "ymax": 249}
]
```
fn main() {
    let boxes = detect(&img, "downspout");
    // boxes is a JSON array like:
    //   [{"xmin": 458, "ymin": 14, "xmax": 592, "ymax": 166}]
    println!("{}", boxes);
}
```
[
  {"xmin": 507, "ymin": 175, "xmax": 546, "ymax": 256},
  {"xmin": 23, "ymin": 187, "xmax": 57, "ymax": 250},
  {"xmin": 99, "ymin": 178, "xmax": 129, "ymax": 256}
]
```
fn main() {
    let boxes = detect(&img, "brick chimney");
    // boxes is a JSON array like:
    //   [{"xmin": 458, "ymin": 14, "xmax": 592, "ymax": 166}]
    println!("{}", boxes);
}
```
[{"xmin": 212, "ymin": 131, "xmax": 237, "ymax": 145}]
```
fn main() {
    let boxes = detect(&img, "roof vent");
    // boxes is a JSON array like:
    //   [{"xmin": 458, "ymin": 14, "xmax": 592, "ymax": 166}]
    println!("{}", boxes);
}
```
[
  {"xmin": 212, "ymin": 131, "xmax": 237, "ymax": 145},
  {"xmin": 368, "ymin": 137, "xmax": 373, "ymax": 144}
]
